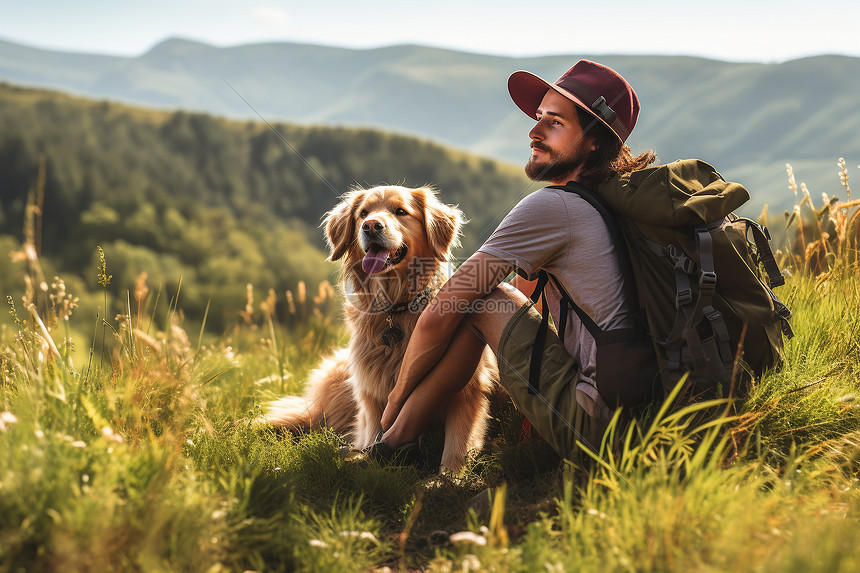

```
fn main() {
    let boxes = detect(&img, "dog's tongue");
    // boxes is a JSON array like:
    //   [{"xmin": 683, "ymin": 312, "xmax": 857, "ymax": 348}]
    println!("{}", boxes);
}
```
[{"xmin": 362, "ymin": 246, "xmax": 390, "ymax": 274}]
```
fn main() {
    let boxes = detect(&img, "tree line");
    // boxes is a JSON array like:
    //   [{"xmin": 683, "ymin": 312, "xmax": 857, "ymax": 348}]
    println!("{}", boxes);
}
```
[{"xmin": 0, "ymin": 83, "xmax": 531, "ymax": 331}]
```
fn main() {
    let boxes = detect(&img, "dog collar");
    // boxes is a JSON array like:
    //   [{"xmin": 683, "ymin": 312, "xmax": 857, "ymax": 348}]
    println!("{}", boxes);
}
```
[
  {"xmin": 386, "ymin": 286, "xmax": 432, "ymax": 314},
  {"xmin": 379, "ymin": 286, "xmax": 433, "ymax": 348}
]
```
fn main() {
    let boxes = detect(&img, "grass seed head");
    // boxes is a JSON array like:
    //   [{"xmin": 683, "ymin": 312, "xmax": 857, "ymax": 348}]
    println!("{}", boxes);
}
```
[
  {"xmin": 96, "ymin": 245, "xmax": 112, "ymax": 287},
  {"xmin": 286, "ymin": 290, "xmax": 296, "ymax": 315},
  {"xmin": 134, "ymin": 271, "xmax": 150, "ymax": 304},
  {"xmin": 297, "ymin": 280, "xmax": 307, "ymax": 306},
  {"xmin": 787, "ymin": 163, "xmax": 798, "ymax": 197}
]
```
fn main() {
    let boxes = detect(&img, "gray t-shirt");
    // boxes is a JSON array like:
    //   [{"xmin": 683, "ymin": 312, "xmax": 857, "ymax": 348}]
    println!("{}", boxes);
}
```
[{"xmin": 477, "ymin": 186, "xmax": 632, "ymax": 418}]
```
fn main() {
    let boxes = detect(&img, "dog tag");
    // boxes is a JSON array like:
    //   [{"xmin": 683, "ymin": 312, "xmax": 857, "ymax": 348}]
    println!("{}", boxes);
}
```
[{"xmin": 381, "ymin": 325, "xmax": 405, "ymax": 347}]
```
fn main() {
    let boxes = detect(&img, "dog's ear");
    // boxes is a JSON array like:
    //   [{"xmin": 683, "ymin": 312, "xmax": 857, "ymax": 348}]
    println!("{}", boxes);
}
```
[
  {"xmin": 323, "ymin": 190, "xmax": 362, "ymax": 261},
  {"xmin": 418, "ymin": 187, "xmax": 464, "ymax": 260}
]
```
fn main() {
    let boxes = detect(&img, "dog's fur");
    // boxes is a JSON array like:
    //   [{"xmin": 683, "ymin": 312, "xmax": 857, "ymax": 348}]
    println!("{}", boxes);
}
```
[{"xmin": 265, "ymin": 185, "xmax": 496, "ymax": 471}]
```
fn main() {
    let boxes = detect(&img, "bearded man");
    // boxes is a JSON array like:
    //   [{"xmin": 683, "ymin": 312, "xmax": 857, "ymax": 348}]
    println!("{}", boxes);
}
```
[{"xmin": 376, "ymin": 60, "xmax": 657, "ymax": 461}]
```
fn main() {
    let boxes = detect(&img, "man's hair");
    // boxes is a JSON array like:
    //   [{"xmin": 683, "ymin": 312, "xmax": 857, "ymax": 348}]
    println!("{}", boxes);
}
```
[{"xmin": 575, "ymin": 107, "xmax": 657, "ymax": 186}]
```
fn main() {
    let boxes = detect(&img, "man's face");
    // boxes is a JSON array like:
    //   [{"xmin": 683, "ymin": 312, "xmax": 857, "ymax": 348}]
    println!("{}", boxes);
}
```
[{"xmin": 524, "ymin": 90, "xmax": 595, "ymax": 184}]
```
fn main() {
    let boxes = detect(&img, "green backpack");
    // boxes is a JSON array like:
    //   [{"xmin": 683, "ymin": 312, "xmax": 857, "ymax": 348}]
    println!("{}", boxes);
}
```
[{"xmin": 531, "ymin": 159, "xmax": 793, "ymax": 407}]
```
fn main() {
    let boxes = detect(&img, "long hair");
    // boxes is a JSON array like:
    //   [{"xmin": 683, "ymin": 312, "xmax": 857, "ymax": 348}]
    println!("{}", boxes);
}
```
[{"xmin": 575, "ymin": 107, "xmax": 657, "ymax": 187}]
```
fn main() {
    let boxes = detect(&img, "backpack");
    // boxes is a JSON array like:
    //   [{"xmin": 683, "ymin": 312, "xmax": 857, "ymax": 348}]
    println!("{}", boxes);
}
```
[{"xmin": 529, "ymin": 159, "xmax": 793, "ymax": 408}]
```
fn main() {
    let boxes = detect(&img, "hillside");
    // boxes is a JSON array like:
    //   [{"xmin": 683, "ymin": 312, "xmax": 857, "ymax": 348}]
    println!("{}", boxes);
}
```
[
  {"xmin": 1, "ymin": 37, "xmax": 857, "ymax": 213},
  {"xmin": 0, "ymin": 82, "xmax": 530, "ymax": 330}
]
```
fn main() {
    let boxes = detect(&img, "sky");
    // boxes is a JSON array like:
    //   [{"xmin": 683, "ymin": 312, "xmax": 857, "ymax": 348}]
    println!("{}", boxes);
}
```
[{"xmin": 1, "ymin": 0, "xmax": 859, "ymax": 63}]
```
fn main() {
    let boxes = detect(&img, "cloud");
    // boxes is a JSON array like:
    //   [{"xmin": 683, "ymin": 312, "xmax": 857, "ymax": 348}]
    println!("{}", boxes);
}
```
[{"xmin": 250, "ymin": 5, "xmax": 290, "ymax": 31}]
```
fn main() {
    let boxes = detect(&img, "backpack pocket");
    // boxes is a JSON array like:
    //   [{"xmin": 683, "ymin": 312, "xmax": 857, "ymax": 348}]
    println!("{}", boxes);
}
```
[{"xmin": 595, "ymin": 327, "xmax": 661, "ymax": 408}]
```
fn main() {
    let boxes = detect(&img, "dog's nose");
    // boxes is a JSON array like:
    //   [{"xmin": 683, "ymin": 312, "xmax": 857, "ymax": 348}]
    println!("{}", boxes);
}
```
[{"xmin": 362, "ymin": 218, "xmax": 384, "ymax": 233}]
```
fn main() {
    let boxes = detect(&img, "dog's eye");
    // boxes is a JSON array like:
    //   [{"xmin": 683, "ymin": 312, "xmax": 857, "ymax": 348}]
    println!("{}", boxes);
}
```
[
  {"xmin": 395, "ymin": 208, "xmax": 408, "ymax": 216},
  {"xmin": 359, "ymin": 209, "xmax": 368, "ymax": 218}
]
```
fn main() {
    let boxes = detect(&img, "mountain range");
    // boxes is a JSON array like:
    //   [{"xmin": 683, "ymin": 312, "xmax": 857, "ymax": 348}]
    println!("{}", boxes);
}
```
[{"xmin": 1, "ymin": 36, "xmax": 858, "ymax": 214}]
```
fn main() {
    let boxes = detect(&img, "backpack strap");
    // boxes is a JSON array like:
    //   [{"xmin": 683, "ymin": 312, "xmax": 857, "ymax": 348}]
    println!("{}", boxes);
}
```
[
  {"xmin": 739, "ymin": 218, "xmax": 794, "ymax": 338},
  {"xmin": 686, "ymin": 227, "xmax": 729, "ymax": 371},
  {"xmin": 740, "ymin": 218, "xmax": 785, "ymax": 288},
  {"xmin": 548, "ymin": 182, "xmax": 642, "ymax": 319},
  {"xmin": 527, "ymin": 271, "xmax": 550, "ymax": 395},
  {"xmin": 526, "ymin": 182, "xmax": 641, "ymax": 396},
  {"xmin": 652, "ymin": 222, "xmax": 734, "ymax": 374}
]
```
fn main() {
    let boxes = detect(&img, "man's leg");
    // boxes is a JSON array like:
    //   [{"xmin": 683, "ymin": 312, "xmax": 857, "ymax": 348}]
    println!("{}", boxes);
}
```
[
  {"xmin": 381, "ymin": 283, "xmax": 526, "ymax": 448},
  {"xmin": 383, "ymin": 282, "xmax": 604, "ymax": 461}
]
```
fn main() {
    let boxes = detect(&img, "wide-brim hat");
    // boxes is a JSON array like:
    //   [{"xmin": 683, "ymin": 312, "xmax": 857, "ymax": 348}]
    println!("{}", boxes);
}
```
[{"xmin": 508, "ymin": 60, "xmax": 639, "ymax": 143}]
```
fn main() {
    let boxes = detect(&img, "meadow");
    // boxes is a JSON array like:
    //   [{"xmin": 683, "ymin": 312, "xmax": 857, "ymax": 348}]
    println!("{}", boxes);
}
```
[{"xmin": 1, "ymin": 160, "xmax": 859, "ymax": 572}]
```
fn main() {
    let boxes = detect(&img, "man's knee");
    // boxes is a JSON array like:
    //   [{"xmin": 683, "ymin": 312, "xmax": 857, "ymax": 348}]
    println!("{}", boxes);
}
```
[{"xmin": 465, "ymin": 284, "xmax": 530, "ymax": 351}]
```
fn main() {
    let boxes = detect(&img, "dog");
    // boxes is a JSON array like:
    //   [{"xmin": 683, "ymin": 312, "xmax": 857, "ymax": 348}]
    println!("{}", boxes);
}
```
[{"xmin": 265, "ymin": 185, "xmax": 496, "ymax": 471}]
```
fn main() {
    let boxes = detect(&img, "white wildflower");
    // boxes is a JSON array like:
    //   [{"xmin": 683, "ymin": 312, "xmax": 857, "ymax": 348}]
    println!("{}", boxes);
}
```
[
  {"xmin": 101, "ymin": 426, "xmax": 123, "ymax": 444},
  {"xmin": 338, "ymin": 530, "xmax": 377, "ymax": 541},
  {"xmin": 449, "ymin": 531, "xmax": 487, "ymax": 546},
  {"xmin": 460, "ymin": 554, "xmax": 482, "ymax": 571},
  {"xmin": 0, "ymin": 411, "xmax": 17, "ymax": 431}
]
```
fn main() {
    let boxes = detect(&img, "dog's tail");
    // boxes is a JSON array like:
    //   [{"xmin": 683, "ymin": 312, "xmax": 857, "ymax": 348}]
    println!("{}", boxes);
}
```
[{"xmin": 265, "ymin": 347, "xmax": 356, "ymax": 437}]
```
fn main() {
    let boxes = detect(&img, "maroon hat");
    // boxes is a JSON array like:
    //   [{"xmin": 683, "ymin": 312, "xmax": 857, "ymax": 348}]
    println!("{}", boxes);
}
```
[{"xmin": 508, "ymin": 60, "xmax": 639, "ymax": 143}]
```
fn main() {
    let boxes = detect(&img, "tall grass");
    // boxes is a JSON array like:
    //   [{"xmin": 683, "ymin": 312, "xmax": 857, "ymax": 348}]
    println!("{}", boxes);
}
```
[{"xmin": 1, "ymin": 159, "xmax": 859, "ymax": 571}]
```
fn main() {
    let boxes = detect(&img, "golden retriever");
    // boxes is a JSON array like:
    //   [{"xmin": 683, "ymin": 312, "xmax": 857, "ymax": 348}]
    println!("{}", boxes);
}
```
[{"xmin": 265, "ymin": 185, "xmax": 496, "ymax": 471}]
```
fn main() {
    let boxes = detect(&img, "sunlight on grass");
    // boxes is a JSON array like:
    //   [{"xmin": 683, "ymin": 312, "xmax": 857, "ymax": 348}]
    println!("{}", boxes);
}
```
[{"xmin": 1, "ymin": 160, "xmax": 859, "ymax": 571}]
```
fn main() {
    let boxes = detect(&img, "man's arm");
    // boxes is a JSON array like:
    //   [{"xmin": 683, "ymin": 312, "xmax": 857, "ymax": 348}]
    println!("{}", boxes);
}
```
[
  {"xmin": 511, "ymin": 274, "xmax": 542, "ymax": 314},
  {"xmin": 380, "ymin": 251, "xmax": 514, "ymax": 430}
]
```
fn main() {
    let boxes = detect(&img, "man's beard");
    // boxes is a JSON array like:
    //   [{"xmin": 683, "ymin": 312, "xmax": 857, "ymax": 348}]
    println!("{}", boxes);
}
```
[{"xmin": 524, "ymin": 142, "xmax": 588, "ymax": 183}]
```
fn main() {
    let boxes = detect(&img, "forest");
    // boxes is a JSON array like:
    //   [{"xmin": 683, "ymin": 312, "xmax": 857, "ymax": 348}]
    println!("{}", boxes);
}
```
[{"xmin": 0, "ymin": 82, "xmax": 530, "ymax": 332}]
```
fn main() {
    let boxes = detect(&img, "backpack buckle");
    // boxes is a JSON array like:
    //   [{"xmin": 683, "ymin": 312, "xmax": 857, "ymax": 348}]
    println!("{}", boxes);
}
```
[
  {"xmin": 676, "ymin": 287, "xmax": 693, "ymax": 307},
  {"xmin": 699, "ymin": 270, "xmax": 717, "ymax": 295},
  {"xmin": 666, "ymin": 244, "xmax": 696, "ymax": 274}
]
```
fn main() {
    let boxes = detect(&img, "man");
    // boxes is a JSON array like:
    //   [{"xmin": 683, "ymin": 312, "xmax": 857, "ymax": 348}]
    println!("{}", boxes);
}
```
[{"xmin": 376, "ymin": 60, "xmax": 656, "ymax": 461}]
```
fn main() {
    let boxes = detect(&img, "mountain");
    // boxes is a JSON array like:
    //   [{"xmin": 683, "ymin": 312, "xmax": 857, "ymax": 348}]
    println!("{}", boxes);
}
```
[{"xmin": 1, "ymin": 37, "xmax": 857, "ymax": 214}]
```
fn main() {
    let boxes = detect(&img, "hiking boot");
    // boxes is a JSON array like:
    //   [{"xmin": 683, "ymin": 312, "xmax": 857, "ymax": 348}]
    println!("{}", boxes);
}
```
[
  {"xmin": 366, "ymin": 438, "xmax": 422, "ymax": 466},
  {"xmin": 341, "ymin": 429, "xmax": 425, "ymax": 469}
]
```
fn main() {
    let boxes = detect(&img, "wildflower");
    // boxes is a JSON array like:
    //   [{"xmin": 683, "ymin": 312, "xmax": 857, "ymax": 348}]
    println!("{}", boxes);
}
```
[
  {"xmin": 101, "ymin": 426, "xmax": 123, "ymax": 444},
  {"xmin": 70, "ymin": 441, "xmax": 87, "ymax": 448},
  {"xmin": 338, "ymin": 530, "xmax": 377, "ymax": 541},
  {"xmin": 449, "ymin": 531, "xmax": 487, "ymax": 546},
  {"xmin": 308, "ymin": 539, "xmax": 329, "ymax": 548},
  {"xmin": 0, "ymin": 411, "xmax": 18, "ymax": 431},
  {"xmin": 586, "ymin": 508, "xmax": 607, "ymax": 518},
  {"xmin": 460, "ymin": 554, "xmax": 482, "ymax": 572}
]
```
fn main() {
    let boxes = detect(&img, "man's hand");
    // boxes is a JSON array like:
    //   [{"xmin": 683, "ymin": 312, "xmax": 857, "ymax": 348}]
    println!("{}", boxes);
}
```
[
  {"xmin": 380, "ymin": 393, "xmax": 403, "ymax": 431},
  {"xmin": 381, "ymin": 252, "xmax": 514, "ymax": 433}
]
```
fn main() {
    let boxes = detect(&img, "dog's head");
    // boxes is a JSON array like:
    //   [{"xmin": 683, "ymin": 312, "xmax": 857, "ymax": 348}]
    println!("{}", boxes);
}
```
[{"xmin": 323, "ymin": 185, "xmax": 463, "ymax": 281}]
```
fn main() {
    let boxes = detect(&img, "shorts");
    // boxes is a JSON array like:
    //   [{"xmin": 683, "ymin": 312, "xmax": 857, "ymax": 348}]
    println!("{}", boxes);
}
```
[{"xmin": 496, "ymin": 301, "xmax": 608, "ymax": 460}]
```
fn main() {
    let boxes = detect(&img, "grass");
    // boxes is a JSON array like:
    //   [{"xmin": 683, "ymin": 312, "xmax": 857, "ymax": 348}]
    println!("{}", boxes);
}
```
[{"xmin": 2, "ymin": 166, "xmax": 860, "ymax": 571}]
